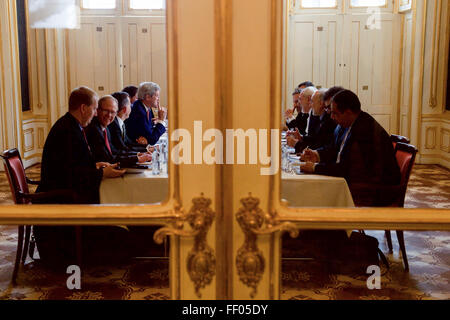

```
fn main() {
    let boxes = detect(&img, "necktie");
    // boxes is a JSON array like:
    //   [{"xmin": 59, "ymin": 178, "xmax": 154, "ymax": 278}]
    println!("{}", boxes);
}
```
[
  {"xmin": 122, "ymin": 124, "xmax": 126, "ymax": 140},
  {"xmin": 147, "ymin": 109, "xmax": 150, "ymax": 121},
  {"xmin": 104, "ymin": 129, "xmax": 112, "ymax": 155},
  {"xmin": 82, "ymin": 128, "xmax": 91, "ymax": 152},
  {"xmin": 336, "ymin": 127, "xmax": 351, "ymax": 164}
]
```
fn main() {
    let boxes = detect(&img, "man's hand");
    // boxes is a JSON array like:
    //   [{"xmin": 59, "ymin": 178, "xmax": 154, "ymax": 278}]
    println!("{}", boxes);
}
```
[
  {"xmin": 157, "ymin": 101, "xmax": 165, "ymax": 121},
  {"xmin": 102, "ymin": 163, "xmax": 126, "ymax": 178},
  {"xmin": 300, "ymin": 161, "xmax": 315, "ymax": 173},
  {"xmin": 301, "ymin": 148, "xmax": 320, "ymax": 163},
  {"xmin": 95, "ymin": 162, "xmax": 111, "ymax": 170},
  {"xmin": 285, "ymin": 109, "xmax": 294, "ymax": 119},
  {"xmin": 137, "ymin": 136, "xmax": 148, "ymax": 145},
  {"xmin": 137, "ymin": 153, "xmax": 152, "ymax": 163},
  {"xmin": 287, "ymin": 135, "xmax": 299, "ymax": 148}
]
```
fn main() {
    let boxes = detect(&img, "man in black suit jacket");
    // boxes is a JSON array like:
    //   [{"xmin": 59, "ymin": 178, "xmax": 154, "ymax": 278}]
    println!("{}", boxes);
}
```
[
  {"xmin": 34, "ymin": 87, "xmax": 127, "ymax": 265},
  {"xmin": 86, "ymin": 95, "xmax": 152, "ymax": 168},
  {"xmin": 286, "ymin": 86, "xmax": 316, "ymax": 135},
  {"xmin": 108, "ymin": 91, "xmax": 148, "ymax": 153},
  {"xmin": 125, "ymin": 82, "xmax": 166, "ymax": 145},
  {"xmin": 287, "ymin": 88, "xmax": 337, "ymax": 153},
  {"xmin": 301, "ymin": 90, "xmax": 401, "ymax": 206}
]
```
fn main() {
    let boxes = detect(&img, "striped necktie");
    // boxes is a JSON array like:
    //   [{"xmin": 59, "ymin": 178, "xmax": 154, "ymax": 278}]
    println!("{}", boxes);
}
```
[{"xmin": 104, "ymin": 129, "xmax": 112, "ymax": 155}]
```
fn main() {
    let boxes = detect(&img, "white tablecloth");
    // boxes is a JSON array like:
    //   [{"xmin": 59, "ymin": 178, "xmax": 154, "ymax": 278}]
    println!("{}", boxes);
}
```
[
  {"xmin": 100, "ymin": 171, "xmax": 169, "ymax": 204},
  {"xmin": 100, "ymin": 170, "xmax": 353, "ymax": 208},
  {"xmin": 281, "ymin": 172, "xmax": 355, "ymax": 207}
]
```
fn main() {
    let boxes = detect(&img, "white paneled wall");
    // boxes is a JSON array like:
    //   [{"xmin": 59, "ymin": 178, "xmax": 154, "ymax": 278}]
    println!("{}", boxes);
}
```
[
  {"xmin": 287, "ymin": 11, "xmax": 401, "ymax": 133},
  {"xmin": 68, "ymin": 16, "xmax": 167, "ymax": 106},
  {"xmin": 22, "ymin": 119, "xmax": 48, "ymax": 168}
]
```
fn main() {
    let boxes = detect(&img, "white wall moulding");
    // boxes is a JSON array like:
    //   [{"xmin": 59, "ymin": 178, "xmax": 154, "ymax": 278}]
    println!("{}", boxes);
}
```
[
  {"xmin": 425, "ymin": 126, "xmax": 437, "ymax": 150},
  {"xmin": 441, "ymin": 128, "xmax": 450, "ymax": 153}
]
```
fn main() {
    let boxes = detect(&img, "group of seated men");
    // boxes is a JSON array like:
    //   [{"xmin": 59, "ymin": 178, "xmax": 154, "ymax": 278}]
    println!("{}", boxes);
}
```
[
  {"xmin": 33, "ymin": 82, "xmax": 167, "ymax": 265},
  {"xmin": 284, "ymin": 82, "xmax": 401, "ymax": 207}
]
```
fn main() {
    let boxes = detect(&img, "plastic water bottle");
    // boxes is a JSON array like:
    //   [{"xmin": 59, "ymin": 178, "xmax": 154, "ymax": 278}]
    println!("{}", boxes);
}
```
[{"xmin": 152, "ymin": 149, "xmax": 160, "ymax": 175}]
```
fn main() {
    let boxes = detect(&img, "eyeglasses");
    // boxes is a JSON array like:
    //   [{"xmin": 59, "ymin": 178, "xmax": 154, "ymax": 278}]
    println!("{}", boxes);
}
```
[{"xmin": 99, "ymin": 108, "xmax": 117, "ymax": 116}]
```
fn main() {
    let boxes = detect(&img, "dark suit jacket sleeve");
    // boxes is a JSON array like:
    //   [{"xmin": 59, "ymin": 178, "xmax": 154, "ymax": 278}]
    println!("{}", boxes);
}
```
[
  {"xmin": 299, "ymin": 116, "xmax": 336, "ymax": 152},
  {"xmin": 38, "ymin": 115, "xmax": 103, "ymax": 204},
  {"xmin": 125, "ymin": 102, "xmax": 166, "ymax": 146}
]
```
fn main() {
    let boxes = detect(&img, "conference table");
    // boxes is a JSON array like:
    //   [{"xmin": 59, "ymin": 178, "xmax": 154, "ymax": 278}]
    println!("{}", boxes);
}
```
[
  {"xmin": 100, "ymin": 169, "xmax": 354, "ymax": 208},
  {"xmin": 100, "ymin": 170, "xmax": 169, "ymax": 204}
]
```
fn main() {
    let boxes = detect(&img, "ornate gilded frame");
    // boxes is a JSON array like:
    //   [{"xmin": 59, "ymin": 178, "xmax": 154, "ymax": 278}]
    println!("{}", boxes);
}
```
[
  {"xmin": 268, "ymin": 0, "xmax": 450, "ymax": 299},
  {"xmin": 0, "ymin": 0, "xmax": 186, "ymax": 300}
]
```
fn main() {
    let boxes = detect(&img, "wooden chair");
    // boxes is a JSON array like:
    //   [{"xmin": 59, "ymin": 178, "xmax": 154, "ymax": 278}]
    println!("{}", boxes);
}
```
[
  {"xmin": 349, "ymin": 141, "xmax": 417, "ymax": 271},
  {"xmin": 1, "ymin": 148, "xmax": 77, "ymax": 284},
  {"xmin": 390, "ymin": 134, "xmax": 410, "ymax": 150},
  {"xmin": 384, "ymin": 142, "xmax": 418, "ymax": 271}
]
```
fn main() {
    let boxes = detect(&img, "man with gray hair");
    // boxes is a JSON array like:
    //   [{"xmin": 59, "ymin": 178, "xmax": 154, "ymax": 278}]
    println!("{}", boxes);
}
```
[
  {"xmin": 287, "ymin": 86, "xmax": 317, "ymax": 137},
  {"xmin": 125, "ymin": 81, "xmax": 166, "ymax": 145},
  {"xmin": 287, "ymin": 88, "xmax": 336, "ymax": 153}
]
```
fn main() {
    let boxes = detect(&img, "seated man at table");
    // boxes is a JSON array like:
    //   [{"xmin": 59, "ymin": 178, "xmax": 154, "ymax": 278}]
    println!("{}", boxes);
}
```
[
  {"xmin": 125, "ymin": 82, "xmax": 166, "ymax": 146},
  {"xmin": 285, "ymin": 82, "xmax": 314, "ymax": 130},
  {"xmin": 284, "ymin": 88, "xmax": 302, "ymax": 130},
  {"xmin": 286, "ymin": 86, "xmax": 317, "ymax": 136},
  {"xmin": 122, "ymin": 85, "xmax": 138, "ymax": 104},
  {"xmin": 86, "ymin": 95, "xmax": 152, "ymax": 167},
  {"xmin": 286, "ymin": 88, "xmax": 337, "ymax": 153},
  {"xmin": 34, "ymin": 86, "xmax": 129, "ymax": 266},
  {"xmin": 300, "ymin": 89, "xmax": 401, "ymax": 206},
  {"xmin": 108, "ymin": 91, "xmax": 148, "ymax": 153}
]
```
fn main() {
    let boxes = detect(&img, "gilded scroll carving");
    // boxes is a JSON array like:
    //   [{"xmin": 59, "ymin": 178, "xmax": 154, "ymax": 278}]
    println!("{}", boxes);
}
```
[
  {"xmin": 154, "ymin": 194, "xmax": 216, "ymax": 298},
  {"xmin": 236, "ymin": 193, "xmax": 298, "ymax": 298}
]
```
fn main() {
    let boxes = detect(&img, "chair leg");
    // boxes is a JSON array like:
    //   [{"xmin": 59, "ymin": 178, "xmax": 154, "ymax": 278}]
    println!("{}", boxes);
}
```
[
  {"xmin": 21, "ymin": 226, "xmax": 31, "ymax": 263},
  {"xmin": 12, "ymin": 226, "xmax": 25, "ymax": 285},
  {"xmin": 396, "ymin": 230, "xmax": 409, "ymax": 272},
  {"xmin": 75, "ymin": 227, "xmax": 82, "ymax": 267},
  {"xmin": 385, "ymin": 230, "xmax": 393, "ymax": 253}
]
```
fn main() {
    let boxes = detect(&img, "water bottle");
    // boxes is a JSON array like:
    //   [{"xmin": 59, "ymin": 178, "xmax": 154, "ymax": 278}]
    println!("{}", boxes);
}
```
[{"xmin": 152, "ymin": 149, "xmax": 160, "ymax": 175}]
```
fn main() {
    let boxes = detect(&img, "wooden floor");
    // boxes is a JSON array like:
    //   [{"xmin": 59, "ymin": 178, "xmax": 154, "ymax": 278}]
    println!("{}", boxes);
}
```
[{"xmin": 0, "ymin": 164, "xmax": 449, "ymax": 299}]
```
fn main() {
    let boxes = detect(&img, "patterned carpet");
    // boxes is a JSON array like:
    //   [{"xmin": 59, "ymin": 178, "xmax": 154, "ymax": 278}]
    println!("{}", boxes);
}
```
[{"xmin": 0, "ymin": 164, "xmax": 449, "ymax": 300}]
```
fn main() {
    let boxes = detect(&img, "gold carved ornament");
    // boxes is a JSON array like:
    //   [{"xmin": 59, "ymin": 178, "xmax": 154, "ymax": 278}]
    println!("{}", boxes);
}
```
[
  {"xmin": 235, "ymin": 193, "xmax": 298, "ymax": 298},
  {"xmin": 154, "ymin": 194, "xmax": 216, "ymax": 298}
]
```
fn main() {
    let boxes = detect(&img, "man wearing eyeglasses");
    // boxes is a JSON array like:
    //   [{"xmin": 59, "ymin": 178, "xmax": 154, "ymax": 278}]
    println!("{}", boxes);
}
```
[
  {"xmin": 85, "ymin": 95, "xmax": 152, "ymax": 167},
  {"xmin": 286, "ymin": 88, "xmax": 337, "ymax": 154}
]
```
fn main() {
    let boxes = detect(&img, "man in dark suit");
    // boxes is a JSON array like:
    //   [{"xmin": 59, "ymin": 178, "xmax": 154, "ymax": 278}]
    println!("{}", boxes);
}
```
[
  {"xmin": 125, "ymin": 82, "xmax": 166, "ymax": 146},
  {"xmin": 300, "ymin": 89, "xmax": 401, "ymax": 205},
  {"xmin": 37, "ymin": 87, "xmax": 125, "ymax": 203},
  {"xmin": 34, "ymin": 87, "xmax": 128, "ymax": 266},
  {"xmin": 108, "ymin": 91, "xmax": 148, "ymax": 153},
  {"xmin": 287, "ymin": 88, "xmax": 337, "ymax": 153},
  {"xmin": 286, "ymin": 86, "xmax": 316, "ymax": 135},
  {"xmin": 285, "ymin": 82, "xmax": 315, "ymax": 132},
  {"xmin": 86, "ymin": 95, "xmax": 152, "ymax": 167}
]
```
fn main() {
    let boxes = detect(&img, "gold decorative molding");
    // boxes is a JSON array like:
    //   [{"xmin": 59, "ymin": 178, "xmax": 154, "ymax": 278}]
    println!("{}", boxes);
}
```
[
  {"xmin": 23, "ymin": 128, "xmax": 34, "ymax": 153},
  {"xmin": 236, "ymin": 193, "xmax": 297, "ymax": 298},
  {"xmin": 428, "ymin": 0, "xmax": 442, "ymax": 110},
  {"xmin": 425, "ymin": 126, "xmax": 437, "ymax": 150},
  {"xmin": 440, "ymin": 128, "xmax": 450, "ymax": 153},
  {"xmin": 154, "ymin": 194, "xmax": 216, "ymax": 298}
]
